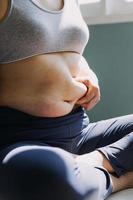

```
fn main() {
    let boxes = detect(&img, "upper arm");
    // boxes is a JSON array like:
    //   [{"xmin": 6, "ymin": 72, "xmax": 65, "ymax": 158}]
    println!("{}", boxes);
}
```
[{"xmin": 0, "ymin": 0, "xmax": 9, "ymax": 22}]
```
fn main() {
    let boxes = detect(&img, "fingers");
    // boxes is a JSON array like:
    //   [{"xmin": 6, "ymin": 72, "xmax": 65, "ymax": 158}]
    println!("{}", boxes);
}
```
[
  {"xmin": 82, "ymin": 95, "xmax": 100, "ymax": 110},
  {"xmin": 77, "ymin": 86, "xmax": 100, "ymax": 110},
  {"xmin": 77, "ymin": 90, "xmax": 95, "ymax": 104},
  {"xmin": 75, "ymin": 76, "xmax": 101, "ymax": 110},
  {"xmin": 77, "ymin": 85, "xmax": 100, "ymax": 104},
  {"xmin": 75, "ymin": 77, "xmax": 90, "ymax": 88}
]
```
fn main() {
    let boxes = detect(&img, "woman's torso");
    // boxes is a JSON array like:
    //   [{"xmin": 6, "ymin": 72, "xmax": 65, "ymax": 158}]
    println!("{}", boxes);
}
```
[
  {"xmin": 0, "ymin": 0, "xmax": 89, "ymax": 116},
  {"xmin": 0, "ymin": 0, "xmax": 89, "ymax": 147}
]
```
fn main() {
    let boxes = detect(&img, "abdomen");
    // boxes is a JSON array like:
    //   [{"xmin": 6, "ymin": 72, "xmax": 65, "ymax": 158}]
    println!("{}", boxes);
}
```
[{"xmin": 0, "ymin": 52, "xmax": 87, "ymax": 117}]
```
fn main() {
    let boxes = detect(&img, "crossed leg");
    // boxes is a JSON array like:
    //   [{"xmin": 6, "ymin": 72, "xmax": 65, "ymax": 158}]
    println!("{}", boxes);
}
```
[
  {"xmin": 100, "ymin": 133, "xmax": 133, "ymax": 193},
  {"xmin": 0, "ymin": 143, "xmax": 115, "ymax": 200},
  {"xmin": 0, "ymin": 114, "xmax": 133, "ymax": 199},
  {"xmin": 76, "ymin": 114, "xmax": 133, "ymax": 195}
]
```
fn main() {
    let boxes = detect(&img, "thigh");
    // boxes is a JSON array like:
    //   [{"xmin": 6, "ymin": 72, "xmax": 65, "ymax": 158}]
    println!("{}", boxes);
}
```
[
  {"xmin": 0, "ymin": 142, "xmax": 112, "ymax": 200},
  {"xmin": 77, "ymin": 114, "xmax": 133, "ymax": 154},
  {"xmin": 0, "ymin": 142, "xmax": 83, "ymax": 200}
]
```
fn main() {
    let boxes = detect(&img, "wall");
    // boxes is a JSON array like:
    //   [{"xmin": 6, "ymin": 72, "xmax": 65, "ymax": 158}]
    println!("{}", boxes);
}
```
[{"xmin": 83, "ymin": 22, "xmax": 133, "ymax": 121}]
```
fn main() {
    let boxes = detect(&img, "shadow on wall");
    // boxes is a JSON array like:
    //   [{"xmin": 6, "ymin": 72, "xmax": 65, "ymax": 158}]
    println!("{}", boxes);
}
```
[{"xmin": 83, "ymin": 22, "xmax": 133, "ymax": 122}]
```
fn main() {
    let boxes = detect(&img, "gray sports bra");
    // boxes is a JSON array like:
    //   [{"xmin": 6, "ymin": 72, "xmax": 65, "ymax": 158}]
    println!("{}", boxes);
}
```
[{"xmin": 0, "ymin": 0, "xmax": 89, "ymax": 64}]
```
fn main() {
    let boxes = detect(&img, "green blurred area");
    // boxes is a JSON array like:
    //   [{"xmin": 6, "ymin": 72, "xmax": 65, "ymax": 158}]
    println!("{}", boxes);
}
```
[{"xmin": 83, "ymin": 22, "xmax": 133, "ymax": 121}]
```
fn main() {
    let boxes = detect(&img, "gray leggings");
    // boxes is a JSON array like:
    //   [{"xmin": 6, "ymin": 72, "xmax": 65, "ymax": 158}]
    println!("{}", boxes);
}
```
[{"xmin": 0, "ymin": 107, "xmax": 133, "ymax": 200}]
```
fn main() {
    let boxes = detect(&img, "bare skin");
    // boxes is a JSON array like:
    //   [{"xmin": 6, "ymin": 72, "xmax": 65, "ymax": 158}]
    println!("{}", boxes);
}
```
[
  {"xmin": 0, "ymin": 0, "xmax": 133, "ymax": 196},
  {"xmin": 0, "ymin": 0, "xmax": 9, "ymax": 22},
  {"xmin": 0, "ymin": 0, "xmax": 100, "ymax": 117}
]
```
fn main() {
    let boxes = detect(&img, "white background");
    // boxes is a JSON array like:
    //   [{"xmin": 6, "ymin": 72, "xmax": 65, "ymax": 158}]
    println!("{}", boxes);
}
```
[{"xmin": 79, "ymin": 0, "xmax": 133, "ymax": 24}]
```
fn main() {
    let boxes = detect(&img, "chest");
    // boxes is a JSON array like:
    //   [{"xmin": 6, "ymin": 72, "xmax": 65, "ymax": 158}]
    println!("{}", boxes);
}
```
[
  {"xmin": 15, "ymin": 0, "xmax": 89, "ymax": 45},
  {"xmin": 0, "ymin": 0, "xmax": 89, "ymax": 63}
]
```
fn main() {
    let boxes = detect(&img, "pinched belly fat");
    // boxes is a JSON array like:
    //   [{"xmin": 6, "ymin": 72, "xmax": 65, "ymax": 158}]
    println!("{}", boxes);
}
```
[{"xmin": 0, "ymin": 52, "xmax": 87, "ymax": 117}]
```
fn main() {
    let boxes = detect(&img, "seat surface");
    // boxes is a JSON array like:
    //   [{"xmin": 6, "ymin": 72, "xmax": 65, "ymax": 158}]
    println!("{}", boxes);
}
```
[{"xmin": 107, "ymin": 189, "xmax": 133, "ymax": 200}]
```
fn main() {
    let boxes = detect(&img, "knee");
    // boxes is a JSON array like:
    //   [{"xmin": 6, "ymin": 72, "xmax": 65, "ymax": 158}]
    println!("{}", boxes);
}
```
[
  {"xmin": 0, "ymin": 147, "xmax": 82, "ymax": 200},
  {"xmin": 2, "ymin": 146, "xmax": 70, "ymax": 178}
]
